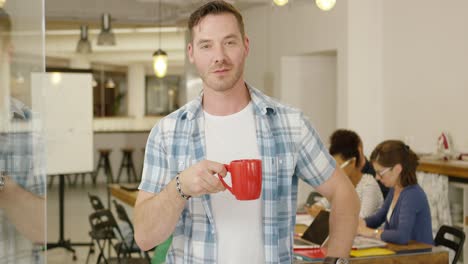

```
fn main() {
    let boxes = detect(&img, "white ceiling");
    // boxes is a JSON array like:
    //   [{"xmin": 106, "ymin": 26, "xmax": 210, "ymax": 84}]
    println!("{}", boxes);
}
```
[{"xmin": 46, "ymin": 0, "xmax": 271, "ymax": 29}]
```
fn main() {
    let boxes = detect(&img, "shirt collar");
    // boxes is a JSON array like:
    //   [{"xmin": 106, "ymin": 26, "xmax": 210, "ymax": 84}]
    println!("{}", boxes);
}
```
[{"xmin": 181, "ymin": 83, "xmax": 276, "ymax": 121}]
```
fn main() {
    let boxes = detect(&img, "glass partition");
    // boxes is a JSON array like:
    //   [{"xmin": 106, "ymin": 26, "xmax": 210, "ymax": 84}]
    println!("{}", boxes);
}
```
[{"xmin": 0, "ymin": 0, "xmax": 46, "ymax": 263}]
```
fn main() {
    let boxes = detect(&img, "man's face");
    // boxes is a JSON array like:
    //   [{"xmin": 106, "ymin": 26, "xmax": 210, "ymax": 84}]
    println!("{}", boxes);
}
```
[{"xmin": 187, "ymin": 13, "xmax": 249, "ymax": 92}]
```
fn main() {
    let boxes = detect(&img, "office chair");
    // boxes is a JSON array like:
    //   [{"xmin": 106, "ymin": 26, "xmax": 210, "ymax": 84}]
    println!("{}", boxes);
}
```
[{"xmin": 434, "ymin": 225, "xmax": 465, "ymax": 264}]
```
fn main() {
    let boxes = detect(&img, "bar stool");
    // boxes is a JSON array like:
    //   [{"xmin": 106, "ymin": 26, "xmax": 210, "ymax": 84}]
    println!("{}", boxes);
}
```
[
  {"xmin": 93, "ymin": 149, "xmax": 114, "ymax": 185},
  {"xmin": 71, "ymin": 172, "xmax": 94, "ymax": 186},
  {"xmin": 116, "ymin": 148, "xmax": 138, "ymax": 183}
]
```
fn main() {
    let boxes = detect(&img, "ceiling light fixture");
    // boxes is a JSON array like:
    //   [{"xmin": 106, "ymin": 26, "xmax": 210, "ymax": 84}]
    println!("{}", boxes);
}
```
[
  {"xmin": 273, "ymin": 0, "xmax": 288, "ymax": 6},
  {"xmin": 0, "ymin": 0, "xmax": 6, "ymax": 8},
  {"xmin": 316, "ymin": 0, "xmax": 336, "ymax": 11},
  {"xmin": 76, "ymin": 25, "xmax": 92, "ymax": 54},
  {"xmin": 97, "ymin": 13, "xmax": 116, "ymax": 46},
  {"xmin": 152, "ymin": 0, "xmax": 168, "ymax": 78},
  {"xmin": 105, "ymin": 78, "xmax": 115, "ymax": 89}
]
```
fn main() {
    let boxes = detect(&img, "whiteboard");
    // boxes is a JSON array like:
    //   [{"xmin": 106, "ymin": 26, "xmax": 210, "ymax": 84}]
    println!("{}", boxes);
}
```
[{"xmin": 31, "ymin": 73, "xmax": 93, "ymax": 175}]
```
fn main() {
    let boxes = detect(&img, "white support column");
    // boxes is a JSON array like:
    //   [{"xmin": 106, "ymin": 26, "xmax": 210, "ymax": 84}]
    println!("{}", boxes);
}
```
[
  {"xmin": 346, "ymin": 0, "xmax": 384, "ymax": 154},
  {"xmin": 127, "ymin": 64, "xmax": 145, "ymax": 118}
]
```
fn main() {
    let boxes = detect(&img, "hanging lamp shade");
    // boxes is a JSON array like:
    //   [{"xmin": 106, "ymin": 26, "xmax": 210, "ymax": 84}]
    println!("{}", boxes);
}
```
[
  {"xmin": 153, "ymin": 49, "xmax": 168, "ymax": 78},
  {"xmin": 316, "ymin": 0, "xmax": 336, "ymax": 11},
  {"xmin": 273, "ymin": 0, "xmax": 288, "ymax": 6},
  {"xmin": 97, "ymin": 13, "xmax": 115, "ymax": 46},
  {"xmin": 0, "ymin": 0, "xmax": 6, "ymax": 8},
  {"xmin": 76, "ymin": 25, "xmax": 92, "ymax": 54},
  {"xmin": 105, "ymin": 78, "xmax": 115, "ymax": 89}
]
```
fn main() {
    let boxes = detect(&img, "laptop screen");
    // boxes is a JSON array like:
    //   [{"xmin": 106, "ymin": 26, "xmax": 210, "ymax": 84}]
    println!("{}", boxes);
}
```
[{"xmin": 301, "ymin": 210, "xmax": 330, "ymax": 245}]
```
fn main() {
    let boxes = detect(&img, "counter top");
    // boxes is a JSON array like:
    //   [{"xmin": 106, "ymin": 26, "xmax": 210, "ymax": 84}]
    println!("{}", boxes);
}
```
[
  {"xmin": 93, "ymin": 116, "xmax": 163, "ymax": 132},
  {"xmin": 418, "ymin": 158, "xmax": 468, "ymax": 179}
]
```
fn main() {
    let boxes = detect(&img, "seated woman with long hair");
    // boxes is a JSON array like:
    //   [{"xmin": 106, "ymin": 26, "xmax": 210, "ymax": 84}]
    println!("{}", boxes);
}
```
[{"xmin": 357, "ymin": 140, "xmax": 433, "ymax": 245}]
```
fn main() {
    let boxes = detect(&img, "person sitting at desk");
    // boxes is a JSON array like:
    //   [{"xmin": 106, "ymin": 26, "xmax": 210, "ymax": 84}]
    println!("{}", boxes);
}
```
[
  {"xmin": 308, "ymin": 129, "xmax": 383, "ymax": 218},
  {"xmin": 357, "ymin": 140, "xmax": 433, "ymax": 245}
]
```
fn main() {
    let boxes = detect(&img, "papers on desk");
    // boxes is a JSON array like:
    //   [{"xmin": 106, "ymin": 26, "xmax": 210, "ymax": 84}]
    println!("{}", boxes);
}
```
[
  {"xmin": 350, "ymin": 247, "xmax": 395, "ymax": 257},
  {"xmin": 352, "ymin": 236, "xmax": 387, "ymax": 249},
  {"xmin": 293, "ymin": 248, "xmax": 326, "ymax": 261}
]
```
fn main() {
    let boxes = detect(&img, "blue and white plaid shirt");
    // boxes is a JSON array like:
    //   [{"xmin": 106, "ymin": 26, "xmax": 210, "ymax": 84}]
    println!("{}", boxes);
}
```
[
  {"xmin": 0, "ymin": 98, "xmax": 45, "ymax": 263},
  {"xmin": 140, "ymin": 85, "xmax": 336, "ymax": 264}
]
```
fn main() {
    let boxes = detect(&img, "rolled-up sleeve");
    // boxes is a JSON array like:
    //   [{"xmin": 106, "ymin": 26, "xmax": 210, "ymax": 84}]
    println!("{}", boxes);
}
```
[{"xmin": 295, "ymin": 114, "xmax": 336, "ymax": 187}]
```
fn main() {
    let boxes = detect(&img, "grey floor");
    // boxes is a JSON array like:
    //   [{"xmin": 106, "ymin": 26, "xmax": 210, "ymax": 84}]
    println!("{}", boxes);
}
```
[{"xmin": 46, "ymin": 175, "xmax": 141, "ymax": 264}]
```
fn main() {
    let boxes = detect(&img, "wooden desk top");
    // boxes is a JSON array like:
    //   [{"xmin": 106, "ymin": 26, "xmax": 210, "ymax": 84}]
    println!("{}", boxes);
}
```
[
  {"xmin": 418, "ymin": 158, "xmax": 468, "ymax": 179},
  {"xmin": 110, "ymin": 186, "xmax": 448, "ymax": 264},
  {"xmin": 294, "ymin": 242, "xmax": 447, "ymax": 264},
  {"xmin": 109, "ymin": 184, "xmax": 138, "ymax": 206}
]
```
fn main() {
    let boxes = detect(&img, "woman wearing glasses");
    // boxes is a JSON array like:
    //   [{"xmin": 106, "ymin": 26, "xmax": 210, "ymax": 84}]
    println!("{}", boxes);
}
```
[
  {"xmin": 357, "ymin": 140, "xmax": 433, "ymax": 245},
  {"xmin": 307, "ymin": 130, "xmax": 383, "ymax": 218}
]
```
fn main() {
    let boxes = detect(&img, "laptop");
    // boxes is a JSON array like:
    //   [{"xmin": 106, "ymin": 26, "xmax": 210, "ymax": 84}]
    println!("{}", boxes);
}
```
[
  {"xmin": 294, "ymin": 210, "xmax": 387, "ymax": 249},
  {"xmin": 294, "ymin": 210, "xmax": 330, "ymax": 248}
]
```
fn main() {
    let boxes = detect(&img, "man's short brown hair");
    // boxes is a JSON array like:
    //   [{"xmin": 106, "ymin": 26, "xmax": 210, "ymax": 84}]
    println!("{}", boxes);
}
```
[{"xmin": 188, "ymin": 1, "xmax": 245, "ymax": 42}]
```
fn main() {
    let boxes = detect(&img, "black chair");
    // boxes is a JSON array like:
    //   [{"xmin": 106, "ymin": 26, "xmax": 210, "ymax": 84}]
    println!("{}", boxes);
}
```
[
  {"xmin": 113, "ymin": 200, "xmax": 151, "ymax": 263},
  {"xmin": 86, "ymin": 193, "xmax": 106, "ymax": 263},
  {"xmin": 88, "ymin": 209, "xmax": 124, "ymax": 264},
  {"xmin": 88, "ymin": 193, "xmax": 106, "ymax": 211},
  {"xmin": 434, "ymin": 225, "xmax": 465, "ymax": 264}
]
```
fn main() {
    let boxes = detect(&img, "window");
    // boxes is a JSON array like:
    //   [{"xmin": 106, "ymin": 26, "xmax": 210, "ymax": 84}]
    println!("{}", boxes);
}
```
[
  {"xmin": 145, "ymin": 75, "xmax": 180, "ymax": 115},
  {"xmin": 92, "ymin": 69, "xmax": 127, "ymax": 117}
]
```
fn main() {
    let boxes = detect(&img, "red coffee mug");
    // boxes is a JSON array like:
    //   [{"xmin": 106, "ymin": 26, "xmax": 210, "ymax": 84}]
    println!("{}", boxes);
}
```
[{"xmin": 218, "ymin": 159, "xmax": 262, "ymax": 200}]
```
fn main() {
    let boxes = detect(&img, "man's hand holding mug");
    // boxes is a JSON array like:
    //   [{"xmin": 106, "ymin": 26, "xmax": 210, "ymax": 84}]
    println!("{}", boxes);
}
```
[{"xmin": 178, "ymin": 159, "xmax": 262, "ymax": 201}]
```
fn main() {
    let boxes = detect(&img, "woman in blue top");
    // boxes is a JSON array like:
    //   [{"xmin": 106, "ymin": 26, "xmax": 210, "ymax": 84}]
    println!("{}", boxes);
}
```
[{"xmin": 357, "ymin": 140, "xmax": 433, "ymax": 245}]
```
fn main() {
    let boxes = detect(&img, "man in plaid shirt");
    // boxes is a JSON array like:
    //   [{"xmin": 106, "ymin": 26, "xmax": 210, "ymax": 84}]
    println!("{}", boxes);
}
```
[
  {"xmin": 134, "ymin": 1, "xmax": 359, "ymax": 264},
  {"xmin": 1, "ymin": 8, "xmax": 46, "ymax": 263}
]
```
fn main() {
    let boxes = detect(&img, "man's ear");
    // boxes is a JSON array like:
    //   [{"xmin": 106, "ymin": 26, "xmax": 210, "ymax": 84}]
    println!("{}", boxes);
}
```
[
  {"xmin": 243, "ymin": 35, "xmax": 250, "ymax": 57},
  {"xmin": 187, "ymin": 42, "xmax": 194, "ymax": 64}
]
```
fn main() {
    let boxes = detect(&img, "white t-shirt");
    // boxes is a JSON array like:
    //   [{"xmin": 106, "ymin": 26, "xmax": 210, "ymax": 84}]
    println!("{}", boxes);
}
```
[{"xmin": 204, "ymin": 102, "xmax": 264, "ymax": 264}]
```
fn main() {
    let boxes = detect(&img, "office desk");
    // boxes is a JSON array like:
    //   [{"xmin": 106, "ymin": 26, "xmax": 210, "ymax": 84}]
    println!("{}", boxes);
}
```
[
  {"xmin": 109, "ymin": 186, "xmax": 449, "ymax": 264},
  {"xmin": 109, "ymin": 184, "xmax": 138, "ymax": 206},
  {"xmin": 295, "ymin": 224, "xmax": 448, "ymax": 263},
  {"xmin": 294, "ymin": 244, "xmax": 448, "ymax": 263}
]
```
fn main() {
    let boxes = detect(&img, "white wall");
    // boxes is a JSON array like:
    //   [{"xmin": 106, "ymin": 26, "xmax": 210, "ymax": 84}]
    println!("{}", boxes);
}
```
[
  {"xmin": 382, "ymin": 0, "xmax": 468, "ymax": 153},
  {"xmin": 280, "ymin": 54, "xmax": 337, "ymax": 207},
  {"xmin": 243, "ymin": 1, "xmax": 347, "ymax": 104},
  {"xmin": 280, "ymin": 55, "xmax": 337, "ymax": 138},
  {"xmin": 244, "ymin": 0, "xmax": 468, "ymax": 156},
  {"xmin": 346, "ymin": 0, "xmax": 384, "ymax": 154}
]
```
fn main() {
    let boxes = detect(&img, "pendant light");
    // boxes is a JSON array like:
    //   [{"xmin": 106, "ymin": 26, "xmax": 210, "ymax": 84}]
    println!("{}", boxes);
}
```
[
  {"xmin": 152, "ymin": 0, "xmax": 168, "ymax": 78},
  {"xmin": 273, "ymin": 0, "xmax": 288, "ymax": 6},
  {"xmin": 76, "ymin": 25, "xmax": 92, "ymax": 54},
  {"xmin": 316, "ymin": 0, "xmax": 336, "ymax": 11},
  {"xmin": 105, "ymin": 78, "xmax": 115, "ymax": 89},
  {"xmin": 97, "ymin": 13, "xmax": 116, "ymax": 46}
]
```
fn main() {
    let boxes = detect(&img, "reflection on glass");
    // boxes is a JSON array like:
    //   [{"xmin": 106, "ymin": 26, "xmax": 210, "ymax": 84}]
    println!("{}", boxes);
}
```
[{"xmin": 0, "ymin": 1, "xmax": 46, "ymax": 263}]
